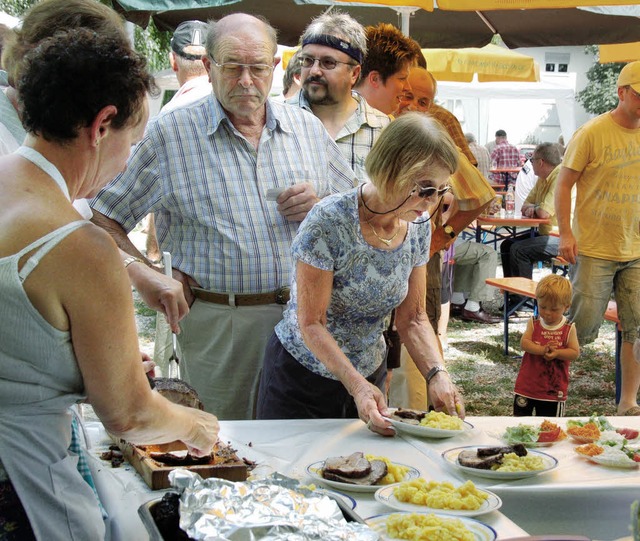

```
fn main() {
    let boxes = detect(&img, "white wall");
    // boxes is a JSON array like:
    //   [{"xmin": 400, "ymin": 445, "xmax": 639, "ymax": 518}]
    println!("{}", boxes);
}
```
[
  {"xmin": 515, "ymin": 45, "xmax": 594, "ymax": 136},
  {"xmin": 437, "ymin": 45, "xmax": 594, "ymax": 147}
]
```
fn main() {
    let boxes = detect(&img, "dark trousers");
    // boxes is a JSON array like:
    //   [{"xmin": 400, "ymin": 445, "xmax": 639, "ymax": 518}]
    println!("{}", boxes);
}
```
[
  {"xmin": 500, "ymin": 231, "xmax": 539, "ymax": 277},
  {"xmin": 509, "ymin": 235, "xmax": 560, "ymax": 279},
  {"xmin": 256, "ymin": 332, "xmax": 386, "ymax": 420},
  {"xmin": 513, "ymin": 394, "xmax": 565, "ymax": 417}
]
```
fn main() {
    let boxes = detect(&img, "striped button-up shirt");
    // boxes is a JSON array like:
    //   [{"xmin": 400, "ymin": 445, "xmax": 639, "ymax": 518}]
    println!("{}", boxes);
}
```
[
  {"xmin": 288, "ymin": 91, "xmax": 390, "ymax": 183},
  {"xmin": 429, "ymin": 103, "xmax": 478, "ymax": 167},
  {"xmin": 91, "ymin": 95, "xmax": 356, "ymax": 293}
]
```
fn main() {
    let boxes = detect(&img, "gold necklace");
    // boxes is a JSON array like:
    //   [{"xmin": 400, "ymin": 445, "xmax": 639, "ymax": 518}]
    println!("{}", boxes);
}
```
[{"xmin": 366, "ymin": 217, "xmax": 400, "ymax": 246}]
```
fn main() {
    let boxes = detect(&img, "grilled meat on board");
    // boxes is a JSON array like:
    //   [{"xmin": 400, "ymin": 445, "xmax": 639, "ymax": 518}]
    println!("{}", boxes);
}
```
[{"xmin": 153, "ymin": 378, "xmax": 204, "ymax": 410}]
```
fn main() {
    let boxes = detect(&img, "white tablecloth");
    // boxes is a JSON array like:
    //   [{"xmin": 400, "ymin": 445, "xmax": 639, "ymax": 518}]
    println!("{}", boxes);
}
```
[{"xmin": 84, "ymin": 416, "xmax": 640, "ymax": 540}]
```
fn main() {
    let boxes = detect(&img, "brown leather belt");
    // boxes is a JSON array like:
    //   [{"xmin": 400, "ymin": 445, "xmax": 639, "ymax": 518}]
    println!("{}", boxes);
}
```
[{"xmin": 192, "ymin": 287, "xmax": 290, "ymax": 306}]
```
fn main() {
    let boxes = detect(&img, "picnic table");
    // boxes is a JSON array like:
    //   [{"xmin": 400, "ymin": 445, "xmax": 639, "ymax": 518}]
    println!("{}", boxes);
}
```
[{"xmin": 474, "ymin": 215, "xmax": 550, "ymax": 248}]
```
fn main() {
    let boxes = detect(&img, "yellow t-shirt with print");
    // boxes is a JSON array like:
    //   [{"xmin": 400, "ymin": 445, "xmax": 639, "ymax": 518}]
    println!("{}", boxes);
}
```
[
  {"xmin": 524, "ymin": 164, "xmax": 561, "ymax": 236},
  {"xmin": 562, "ymin": 112, "xmax": 640, "ymax": 261}
]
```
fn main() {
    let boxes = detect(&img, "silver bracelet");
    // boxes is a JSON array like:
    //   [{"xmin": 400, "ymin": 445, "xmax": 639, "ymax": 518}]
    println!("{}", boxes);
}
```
[
  {"xmin": 426, "ymin": 365, "xmax": 448, "ymax": 384},
  {"xmin": 123, "ymin": 256, "xmax": 143, "ymax": 269}
]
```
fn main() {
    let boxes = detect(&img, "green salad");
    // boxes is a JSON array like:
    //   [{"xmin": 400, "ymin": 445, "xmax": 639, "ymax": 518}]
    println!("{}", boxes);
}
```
[
  {"xmin": 504, "ymin": 424, "xmax": 540, "ymax": 444},
  {"xmin": 566, "ymin": 413, "xmax": 614, "ymax": 432}
]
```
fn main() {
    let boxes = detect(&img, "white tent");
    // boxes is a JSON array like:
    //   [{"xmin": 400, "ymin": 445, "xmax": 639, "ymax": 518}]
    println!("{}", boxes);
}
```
[{"xmin": 436, "ymin": 74, "xmax": 576, "ymax": 145}]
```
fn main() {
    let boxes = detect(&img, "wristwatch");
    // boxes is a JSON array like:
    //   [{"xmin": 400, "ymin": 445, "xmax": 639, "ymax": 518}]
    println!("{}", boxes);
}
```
[
  {"xmin": 443, "ymin": 224, "xmax": 456, "ymax": 239},
  {"xmin": 426, "ymin": 365, "xmax": 448, "ymax": 384}
]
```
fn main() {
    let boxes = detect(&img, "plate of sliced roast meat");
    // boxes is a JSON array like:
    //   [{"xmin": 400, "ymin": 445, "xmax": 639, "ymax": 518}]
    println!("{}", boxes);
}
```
[
  {"xmin": 388, "ymin": 408, "xmax": 474, "ymax": 439},
  {"xmin": 442, "ymin": 445, "xmax": 558, "ymax": 480},
  {"xmin": 307, "ymin": 452, "xmax": 420, "ymax": 493}
]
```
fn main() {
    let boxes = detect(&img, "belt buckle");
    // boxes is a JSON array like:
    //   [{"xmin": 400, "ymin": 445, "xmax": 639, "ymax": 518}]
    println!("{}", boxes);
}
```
[{"xmin": 275, "ymin": 286, "xmax": 290, "ymax": 305}]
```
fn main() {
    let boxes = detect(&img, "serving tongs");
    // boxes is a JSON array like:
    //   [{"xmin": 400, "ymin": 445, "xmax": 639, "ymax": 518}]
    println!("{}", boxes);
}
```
[{"xmin": 163, "ymin": 251, "xmax": 181, "ymax": 380}]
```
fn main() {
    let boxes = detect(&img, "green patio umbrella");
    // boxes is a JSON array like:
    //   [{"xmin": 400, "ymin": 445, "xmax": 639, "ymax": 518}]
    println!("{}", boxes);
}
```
[{"xmin": 111, "ymin": 0, "xmax": 640, "ymax": 49}]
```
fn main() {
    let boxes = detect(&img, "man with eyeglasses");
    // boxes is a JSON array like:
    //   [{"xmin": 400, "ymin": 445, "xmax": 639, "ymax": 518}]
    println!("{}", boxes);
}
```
[
  {"xmin": 393, "ymin": 67, "xmax": 496, "ymax": 321},
  {"xmin": 555, "ymin": 61, "xmax": 640, "ymax": 417},
  {"xmin": 90, "ymin": 13, "xmax": 355, "ymax": 420},
  {"xmin": 287, "ymin": 11, "xmax": 390, "ymax": 183},
  {"xmin": 501, "ymin": 143, "xmax": 563, "ymax": 279},
  {"xmin": 397, "ymin": 68, "xmax": 477, "ymax": 168},
  {"xmin": 388, "ymin": 67, "xmax": 497, "ymax": 411}
]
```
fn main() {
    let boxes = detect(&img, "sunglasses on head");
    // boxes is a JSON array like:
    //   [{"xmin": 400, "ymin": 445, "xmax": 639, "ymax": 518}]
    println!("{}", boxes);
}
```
[{"xmin": 413, "ymin": 184, "xmax": 451, "ymax": 199}]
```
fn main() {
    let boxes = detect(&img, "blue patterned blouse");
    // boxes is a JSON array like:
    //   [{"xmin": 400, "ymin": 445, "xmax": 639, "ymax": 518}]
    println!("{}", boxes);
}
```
[{"xmin": 275, "ymin": 187, "xmax": 431, "ymax": 380}]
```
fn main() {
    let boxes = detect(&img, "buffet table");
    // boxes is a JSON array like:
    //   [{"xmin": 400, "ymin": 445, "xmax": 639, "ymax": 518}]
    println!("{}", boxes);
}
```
[{"xmin": 84, "ymin": 416, "xmax": 640, "ymax": 540}]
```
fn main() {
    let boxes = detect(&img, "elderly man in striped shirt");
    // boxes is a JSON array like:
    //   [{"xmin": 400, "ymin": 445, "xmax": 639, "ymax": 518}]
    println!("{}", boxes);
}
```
[{"xmin": 91, "ymin": 13, "xmax": 355, "ymax": 420}]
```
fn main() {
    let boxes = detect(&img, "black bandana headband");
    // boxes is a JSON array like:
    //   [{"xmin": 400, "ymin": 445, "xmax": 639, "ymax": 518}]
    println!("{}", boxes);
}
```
[{"xmin": 301, "ymin": 34, "xmax": 363, "ymax": 64}]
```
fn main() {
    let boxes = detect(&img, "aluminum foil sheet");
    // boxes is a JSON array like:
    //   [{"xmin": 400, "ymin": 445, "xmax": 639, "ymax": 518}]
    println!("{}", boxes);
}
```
[{"xmin": 169, "ymin": 469, "xmax": 379, "ymax": 541}]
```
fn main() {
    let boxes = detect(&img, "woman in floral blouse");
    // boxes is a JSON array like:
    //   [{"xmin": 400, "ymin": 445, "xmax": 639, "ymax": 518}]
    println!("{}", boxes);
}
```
[{"xmin": 257, "ymin": 113, "xmax": 466, "ymax": 435}]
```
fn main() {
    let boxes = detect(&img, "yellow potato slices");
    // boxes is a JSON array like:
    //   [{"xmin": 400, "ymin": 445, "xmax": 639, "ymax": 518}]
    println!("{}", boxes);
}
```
[
  {"xmin": 365, "ymin": 454, "xmax": 410, "ymax": 485},
  {"xmin": 419, "ymin": 411, "xmax": 464, "ymax": 430},
  {"xmin": 386, "ymin": 512, "xmax": 475, "ymax": 541},
  {"xmin": 393, "ymin": 479, "xmax": 488, "ymax": 511}
]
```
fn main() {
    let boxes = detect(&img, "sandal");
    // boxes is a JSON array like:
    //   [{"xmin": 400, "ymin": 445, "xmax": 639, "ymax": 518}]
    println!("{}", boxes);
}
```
[{"xmin": 621, "ymin": 406, "xmax": 640, "ymax": 416}]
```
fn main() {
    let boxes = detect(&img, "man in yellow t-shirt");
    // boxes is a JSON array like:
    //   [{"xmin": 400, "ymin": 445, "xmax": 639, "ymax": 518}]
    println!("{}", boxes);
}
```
[
  {"xmin": 501, "ymin": 142, "xmax": 563, "ymax": 280},
  {"xmin": 555, "ymin": 61, "xmax": 640, "ymax": 417}
]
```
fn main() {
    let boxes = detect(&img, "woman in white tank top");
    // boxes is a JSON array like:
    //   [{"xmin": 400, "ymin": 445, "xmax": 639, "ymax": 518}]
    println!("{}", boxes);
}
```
[{"xmin": 0, "ymin": 20, "xmax": 219, "ymax": 541}]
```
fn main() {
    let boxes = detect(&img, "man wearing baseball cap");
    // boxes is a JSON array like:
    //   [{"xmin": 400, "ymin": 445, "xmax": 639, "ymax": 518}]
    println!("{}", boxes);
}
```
[
  {"xmin": 555, "ymin": 61, "xmax": 640, "ymax": 416},
  {"xmin": 161, "ymin": 20, "xmax": 211, "ymax": 114}
]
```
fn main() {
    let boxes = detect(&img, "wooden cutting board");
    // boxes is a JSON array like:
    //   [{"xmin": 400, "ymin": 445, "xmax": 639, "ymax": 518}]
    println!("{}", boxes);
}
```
[{"xmin": 115, "ymin": 439, "xmax": 248, "ymax": 490}]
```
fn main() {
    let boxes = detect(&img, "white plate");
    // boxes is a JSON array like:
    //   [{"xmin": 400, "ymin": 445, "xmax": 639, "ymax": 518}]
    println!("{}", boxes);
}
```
[
  {"xmin": 442, "ymin": 445, "xmax": 558, "ymax": 480},
  {"xmin": 374, "ymin": 483, "xmax": 502, "ymax": 517},
  {"xmin": 501, "ymin": 439, "xmax": 554, "ymax": 448},
  {"xmin": 314, "ymin": 488, "xmax": 357, "ymax": 510},
  {"xmin": 581, "ymin": 454, "xmax": 639, "ymax": 469},
  {"xmin": 306, "ymin": 460, "xmax": 420, "ymax": 493},
  {"xmin": 574, "ymin": 449, "xmax": 639, "ymax": 469},
  {"xmin": 388, "ymin": 410, "xmax": 474, "ymax": 439},
  {"xmin": 366, "ymin": 511, "xmax": 497, "ymax": 541}
]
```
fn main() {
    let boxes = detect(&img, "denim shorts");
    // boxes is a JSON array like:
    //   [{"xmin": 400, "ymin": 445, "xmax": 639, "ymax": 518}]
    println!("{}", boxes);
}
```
[{"xmin": 569, "ymin": 255, "xmax": 640, "ymax": 344}]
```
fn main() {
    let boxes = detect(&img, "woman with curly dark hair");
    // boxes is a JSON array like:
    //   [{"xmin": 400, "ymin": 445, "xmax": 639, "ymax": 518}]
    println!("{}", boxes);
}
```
[{"xmin": 0, "ymin": 29, "xmax": 219, "ymax": 540}]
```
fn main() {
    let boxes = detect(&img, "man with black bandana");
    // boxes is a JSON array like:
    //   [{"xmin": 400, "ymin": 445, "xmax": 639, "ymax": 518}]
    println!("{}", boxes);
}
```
[{"xmin": 287, "ymin": 10, "xmax": 390, "ymax": 183}]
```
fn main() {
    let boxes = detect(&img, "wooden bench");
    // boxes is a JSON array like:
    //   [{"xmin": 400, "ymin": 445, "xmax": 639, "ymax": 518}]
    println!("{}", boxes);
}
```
[
  {"xmin": 485, "ymin": 277, "xmax": 623, "ymax": 403},
  {"xmin": 551, "ymin": 256, "xmax": 570, "ymax": 276}
]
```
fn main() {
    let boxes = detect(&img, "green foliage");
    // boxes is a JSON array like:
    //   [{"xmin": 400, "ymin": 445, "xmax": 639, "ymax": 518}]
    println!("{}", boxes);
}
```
[
  {"xmin": 576, "ymin": 45, "xmax": 625, "ymax": 115},
  {"xmin": 0, "ymin": 0, "xmax": 35, "ymax": 16},
  {"xmin": 133, "ymin": 19, "xmax": 171, "ymax": 74},
  {"xmin": 0, "ymin": 0, "xmax": 171, "ymax": 74}
]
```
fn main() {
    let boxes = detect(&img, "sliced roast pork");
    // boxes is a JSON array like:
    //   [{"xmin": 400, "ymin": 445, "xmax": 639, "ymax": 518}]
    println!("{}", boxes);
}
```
[
  {"xmin": 391, "ymin": 408, "xmax": 426, "ymax": 425},
  {"xmin": 322, "ymin": 451, "xmax": 371, "ymax": 478},
  {"xmin": 458, "ymin": 444, "xmax": 528, "ymax": 470},
  {"xmin": 323, "ymin": 459, "xmax": 388, "ymax": 485}
]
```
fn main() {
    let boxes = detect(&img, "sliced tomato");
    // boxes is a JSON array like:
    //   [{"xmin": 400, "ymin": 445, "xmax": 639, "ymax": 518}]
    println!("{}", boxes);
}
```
[
  {"xmin": 616, "ymin": 427, "xmax": 640, "ymax": 440},
  {"xmin": 632, "ymin": 452, "xmax": 640, "ymax": 463},
  {"xmin": 538, "ymin": 426, "xmax": 561, "ymax": 442}
]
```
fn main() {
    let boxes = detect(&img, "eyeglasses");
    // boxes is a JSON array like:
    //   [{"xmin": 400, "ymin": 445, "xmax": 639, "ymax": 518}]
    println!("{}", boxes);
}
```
[
  {"xmin": 212, "ymin": 60, "xmax": 274, "ymax": 79},
  {"xmin": 413, "ymin": 183, "xmax": 451, "ymax": 200},
  {"xmin": 399, "ymin": 92, "xmax": 431, "ymax": 110},
  {"xmin": 299, "ymin": 55, "xmax": 356, "ymax": 70}
]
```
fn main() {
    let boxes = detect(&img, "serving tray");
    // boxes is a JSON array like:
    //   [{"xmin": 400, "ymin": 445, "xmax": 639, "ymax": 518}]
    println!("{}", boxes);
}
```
[{"xmin": 115, "ymin": 438, "xmax": 248, "ymax": 490}]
